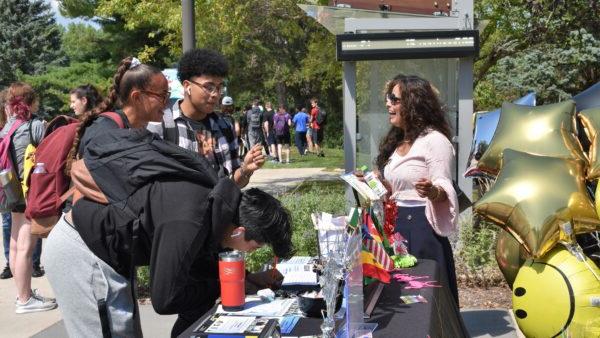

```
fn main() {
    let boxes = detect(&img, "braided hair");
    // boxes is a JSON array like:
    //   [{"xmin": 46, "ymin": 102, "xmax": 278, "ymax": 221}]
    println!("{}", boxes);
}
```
[
  {"xmin": 375, "ymin": 74, "xmax": 452, "ymax": 172},
  {"xmin": 65, "ymin": 57, "xmax": 162, "ymax": 175}
]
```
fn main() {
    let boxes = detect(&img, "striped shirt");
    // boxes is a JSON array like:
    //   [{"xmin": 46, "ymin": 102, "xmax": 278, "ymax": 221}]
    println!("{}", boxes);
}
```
[{"xmin": 147, "ymin": 100, "xmax": 241, "ymax": 176}]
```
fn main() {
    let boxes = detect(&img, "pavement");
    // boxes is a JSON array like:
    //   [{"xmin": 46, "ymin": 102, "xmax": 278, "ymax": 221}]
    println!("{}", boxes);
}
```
[{"xmin": 0, "ymin": 167, "xmax": 524, "ymax": 337}]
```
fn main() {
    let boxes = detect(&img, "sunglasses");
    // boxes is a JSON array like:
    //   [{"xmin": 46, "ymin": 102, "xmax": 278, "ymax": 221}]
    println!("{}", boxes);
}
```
[{"xmin": 385, "ymin": 93, "xmax": 401, "ymax": 105}]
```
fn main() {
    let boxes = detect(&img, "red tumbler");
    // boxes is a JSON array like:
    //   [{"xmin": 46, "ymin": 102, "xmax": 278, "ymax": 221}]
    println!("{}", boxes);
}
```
[{"xmin": 218, "ymin": 251, "xmax": 246, "ymax": 311}]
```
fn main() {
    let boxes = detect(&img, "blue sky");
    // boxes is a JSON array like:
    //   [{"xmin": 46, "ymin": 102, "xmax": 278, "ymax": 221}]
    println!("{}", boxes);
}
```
[{"xmin": 49, "ymin": 0, "xmax": 99, "ymax": 28}]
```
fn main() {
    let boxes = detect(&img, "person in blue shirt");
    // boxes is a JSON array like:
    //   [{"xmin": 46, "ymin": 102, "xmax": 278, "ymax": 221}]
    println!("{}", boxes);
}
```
[{"xmin": 292, "ymin": 107, "xmax": 309, "ymax": 155}]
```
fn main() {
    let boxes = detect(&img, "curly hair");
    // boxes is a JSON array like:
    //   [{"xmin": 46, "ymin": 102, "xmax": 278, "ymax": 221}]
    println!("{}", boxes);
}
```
[
  {"xmin": 177, "ymin": 48, "xmax": 229, "ymax": 82},
  {"xmin": 65, "ymin": 57, "xmax": 162, "ymax": 175},
  {"xmin": 375, "ymin": 74, "xmax": 452, "ymax": 172},
  {"xmin": 238, "ymin": 188, "xmax": 294, "ymax": 259},
  {"xmin": 6, "ymin": 82, "xmax": 37, "ymax": 121},
  {"xmin": 70, "ymin": 84, "xmax": 103, "ymax": 115}
]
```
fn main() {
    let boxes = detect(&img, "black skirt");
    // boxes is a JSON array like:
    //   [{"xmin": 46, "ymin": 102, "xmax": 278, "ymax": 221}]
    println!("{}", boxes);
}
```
[{"xmin": 394, "ymin": 206, "xmax": 459, "ymax": 306}]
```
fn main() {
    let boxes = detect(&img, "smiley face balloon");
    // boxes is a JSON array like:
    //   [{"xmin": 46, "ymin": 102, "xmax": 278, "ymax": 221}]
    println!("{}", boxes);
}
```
[
  {"xmin": 512, "ymin": 247, "xmax": 600, "ymax": 337},
  {"xmin": 477, "ymin": 100, "xmax": 587, "ymax": 176}
]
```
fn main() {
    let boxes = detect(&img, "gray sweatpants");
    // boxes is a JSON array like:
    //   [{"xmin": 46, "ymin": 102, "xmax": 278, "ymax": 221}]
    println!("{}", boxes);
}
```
[{"xmin": 43, "ymin": 215, "xmax": 142, "ymax": 337}]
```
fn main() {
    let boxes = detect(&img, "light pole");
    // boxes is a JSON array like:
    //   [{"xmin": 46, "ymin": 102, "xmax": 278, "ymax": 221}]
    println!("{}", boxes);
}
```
[{"xmin": 182, "ymin": 0, "xmax": 196, "ymax": 52}]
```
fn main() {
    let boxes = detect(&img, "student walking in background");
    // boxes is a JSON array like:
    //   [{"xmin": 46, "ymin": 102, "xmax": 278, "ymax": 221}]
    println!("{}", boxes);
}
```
[
  {"xmin": 305, "ymin": 107, "xmax": 314, "ymax": 154},
  {"xmin": 292, "ymin": 106, "xmax": 309, "ymax": 156},
  {"xmin": 263, "ymin": 101, "xmax": 277, "ymax": 161},
  {"xmin": 310, "ymin": 98, "xmax": 325, "ymax": 157},
  {"xmin": 273, "ymin": 105, "xmax": 292, "ymax": 163}
]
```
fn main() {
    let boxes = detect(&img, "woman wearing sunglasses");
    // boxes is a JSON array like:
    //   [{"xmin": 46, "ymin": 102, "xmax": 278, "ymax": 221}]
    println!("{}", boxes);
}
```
[{"xmin": 375, "ymin": 74, "xmax": 459, "ymax": 305}]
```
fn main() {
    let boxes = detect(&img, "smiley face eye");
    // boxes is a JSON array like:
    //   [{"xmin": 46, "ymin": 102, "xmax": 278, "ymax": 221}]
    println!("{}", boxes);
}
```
[
  {"xmin": 515, "ymin": 309, "xmax": 527, "ymax": 319},
  {"xmin": 514, "ymin": 287, "xmax": 526, "ymax": 297}
]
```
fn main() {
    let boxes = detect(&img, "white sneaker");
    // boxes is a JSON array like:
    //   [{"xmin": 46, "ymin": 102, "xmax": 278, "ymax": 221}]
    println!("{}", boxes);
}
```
[{"xmin": 15, "ymin": 290, "xmax": 58, "ymax": 314}]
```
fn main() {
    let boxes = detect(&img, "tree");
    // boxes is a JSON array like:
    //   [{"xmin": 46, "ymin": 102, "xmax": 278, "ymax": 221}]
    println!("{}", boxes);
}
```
[
  {"xmin": 474, "ymin": 0, "xmax": 600, "ymax": 110},
  {"xmin": 0, "ymin": 0, "xmax": 65, "ymax": 88},
  {"xmin": 62, "ymin": 23, "xmax": 111, "ymax": 63}
]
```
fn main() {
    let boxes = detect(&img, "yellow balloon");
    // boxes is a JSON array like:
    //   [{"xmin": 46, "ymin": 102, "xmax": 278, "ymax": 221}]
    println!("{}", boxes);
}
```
[
  {"xmin": 578, "ymin": 107, "xmax": 600, "ymax": 179},
  {"xmin": 474, "ymin": 149, "xmax": 600, "ymax": 258},
  {"xmin": 512, "ymin": 247, "xmax": 600, "ymax": 337},
  {"xmin": 477, "ymin": 100, "xmax": 587, "ymax": 176},
  {"xmin": 495, "ymin": 229, "xmax": 527, "ymax": 288}
]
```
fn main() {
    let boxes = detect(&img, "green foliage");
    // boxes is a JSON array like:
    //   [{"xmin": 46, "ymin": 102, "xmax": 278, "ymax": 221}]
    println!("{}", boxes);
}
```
[
  {"xmin": 0, "ymin": 0, "xmax": 65, "ymax": 87},
  {"xmin": 245, "ymin": 180, "xmax": 346, "ymax": 272},
  {"xmin": 20, "ymin": 62, "xmax": 113, "ymax": 118},
  {"xmin": 62, "ymin": 23, "xmax": 111, "ymax": 63},
  {"xmin": 474, "ymin": 0, "xmax": 600, "ymax": 110},
  {"xmin": 456, "ymin": 216, "xmax": 498, "ymax": 273},
  {"xmin": 484, "ymin": 30, "xmax": 600, "ymax": 106}
]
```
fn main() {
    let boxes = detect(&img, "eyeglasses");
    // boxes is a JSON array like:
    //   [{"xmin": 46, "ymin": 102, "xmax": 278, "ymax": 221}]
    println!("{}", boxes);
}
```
[
  {"xmin": 142, "ymin": 90, "xmax": 171, "ymax": 104},
  {"xmin": 386, "ymin": 92, "xmax": 401, "ymax": 105},
  {"xmin": 188, "ymin": 79, "xmax": 224, "ymax": 96}
]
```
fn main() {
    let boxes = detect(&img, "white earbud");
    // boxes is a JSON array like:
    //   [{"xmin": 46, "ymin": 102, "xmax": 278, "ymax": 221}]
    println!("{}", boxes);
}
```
[{"xmin": 187, "ymin": 88, "xmax": 191, "ymax": 96}]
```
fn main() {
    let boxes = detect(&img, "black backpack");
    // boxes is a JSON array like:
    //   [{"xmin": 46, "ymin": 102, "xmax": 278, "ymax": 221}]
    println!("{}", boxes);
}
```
[{"xmin": 316, "ymin": 108, "xmax": 327, "ymax": 125}]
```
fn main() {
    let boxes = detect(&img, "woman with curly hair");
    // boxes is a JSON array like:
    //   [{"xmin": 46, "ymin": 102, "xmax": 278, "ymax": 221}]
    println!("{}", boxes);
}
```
[{"xmin": 375, "ymin": 74, "xmax": 459, "ymax": 305}]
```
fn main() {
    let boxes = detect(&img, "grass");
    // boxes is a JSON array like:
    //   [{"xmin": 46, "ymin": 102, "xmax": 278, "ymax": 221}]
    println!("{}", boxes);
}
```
[{"xmin": 261, "ymin": 146, "xmax": 343, "ymax": 170}]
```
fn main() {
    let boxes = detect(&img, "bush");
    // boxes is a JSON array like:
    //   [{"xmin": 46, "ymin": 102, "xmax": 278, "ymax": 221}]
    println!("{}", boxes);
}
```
[
  {"xmin": 245, "ymin": 180, "xmax": 346, "ymax": 272},
  {"xmin": 453, "ymin": 213, "xmax": 505, "ymax": 288}
]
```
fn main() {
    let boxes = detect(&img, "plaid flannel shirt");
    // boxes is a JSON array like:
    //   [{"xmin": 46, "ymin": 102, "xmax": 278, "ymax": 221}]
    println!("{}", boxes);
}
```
[{"xmin": 147, "ymin": 100, "xmax": 241, "ymax": 176}]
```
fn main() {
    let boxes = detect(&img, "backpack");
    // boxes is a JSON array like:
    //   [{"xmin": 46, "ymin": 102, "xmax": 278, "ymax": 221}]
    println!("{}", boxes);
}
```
[
  {"xmin": 316, "ymin": 108, "xmax": 327, "ymax": 125},
  {"xmin": 248, "ymin": 107, "xmax": 262, "ymax": 130},
  {"xmin": 26, "ymin": 113, "xmax": 124, "ymax": 237},
  {"xmin": 21, "ymin": 118, "xmax": 45, "ymax": 197},
  {"xmin": 0, "ymin": 119, "xmax": 27, "ymax": 212},
  {"xmin": 274, "ymin": 113, "xmax": 288, "ymax": 136}
]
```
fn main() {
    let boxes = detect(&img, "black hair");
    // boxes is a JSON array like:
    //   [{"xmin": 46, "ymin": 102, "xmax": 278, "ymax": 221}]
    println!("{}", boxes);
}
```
[
  {"xmin": 177, "ymin": 48, "xmax": 228, "ymax": 82},
  {"xmin": 70, "ymin": 84, "xmax": 103, "ymax": 113},
  {"xmin": 238, "ymin": 188, "xmax": 293, "ymax": 258}
]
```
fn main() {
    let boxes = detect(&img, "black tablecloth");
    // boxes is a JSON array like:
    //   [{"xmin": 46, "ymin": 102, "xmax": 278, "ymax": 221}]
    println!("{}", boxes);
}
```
[{"xmin": 179, "ymin": 259, "xmax": 468, "ymax": 338}]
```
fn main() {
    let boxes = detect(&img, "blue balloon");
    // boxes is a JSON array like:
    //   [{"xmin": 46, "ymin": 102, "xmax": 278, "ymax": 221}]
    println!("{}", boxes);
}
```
[
  {"xmin": 573, "ymin": 81, "xmax": 600, "ymax": 111},
  {"xmin": 465, "ymin": 92, "xmax": 536, "ymax": 178}
]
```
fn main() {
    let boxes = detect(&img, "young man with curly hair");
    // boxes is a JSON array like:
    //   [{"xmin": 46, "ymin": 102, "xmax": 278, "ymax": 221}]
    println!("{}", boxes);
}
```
[{"xmin": 148, "ymin": 49, "xmax": 265, "ymax": 187}]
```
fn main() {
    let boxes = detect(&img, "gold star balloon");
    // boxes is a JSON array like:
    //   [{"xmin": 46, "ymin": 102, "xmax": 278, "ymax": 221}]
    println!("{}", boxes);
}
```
[
  {"xmin": 495, "ymin": 229, "xmax": 527, "ymax": 288},
  {"xmin": 578, "ymin": 107, "xmax": 600, "ymax": 179},
  {"xmin": 477, "ymin": 100, "xmax": 587, "ymax": 175},
  {"xmin": 474, "ymin": 149, "xmax": 600, "ymax": 258}
]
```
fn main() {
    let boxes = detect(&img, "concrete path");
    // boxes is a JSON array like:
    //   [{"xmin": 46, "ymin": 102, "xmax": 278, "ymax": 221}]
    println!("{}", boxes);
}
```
[{"xmin": 245, "ymin": 167, "xmax": 343, "ymax": 194}]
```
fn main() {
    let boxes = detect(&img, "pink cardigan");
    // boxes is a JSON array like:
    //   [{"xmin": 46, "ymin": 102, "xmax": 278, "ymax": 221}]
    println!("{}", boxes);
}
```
[{"xmin": 383, "ymin": 130, "xmax": 459, "ymax": 236}]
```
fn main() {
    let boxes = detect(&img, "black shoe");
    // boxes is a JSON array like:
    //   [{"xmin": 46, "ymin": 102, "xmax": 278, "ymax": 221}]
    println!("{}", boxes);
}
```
[
  {"xmin": 0, "ymin": 265, "xmax": 12, "ymax": 279},
  {"xmin": 318, "ymin": 152, "xmax": 325, "ymax": 157},
  {"xmin": 32, "ymin": 265, "xmax": 45, "ymax": 278}
]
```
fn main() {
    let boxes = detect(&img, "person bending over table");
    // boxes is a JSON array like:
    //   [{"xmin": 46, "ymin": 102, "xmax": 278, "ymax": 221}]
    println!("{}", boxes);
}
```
[
  {"xmin": 375, "ymin": 74, "xmax": 459, "ymax": 305},
  {"xmin": 43, "ymin": 178, "xmax": 292, "ymax": 338}
]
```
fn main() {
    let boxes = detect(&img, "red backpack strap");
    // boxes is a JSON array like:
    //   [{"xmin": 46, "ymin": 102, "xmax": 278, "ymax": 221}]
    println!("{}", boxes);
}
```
[{"xmin": 99, "ymin": 112, "xmax": 126, "ymax": 129}]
